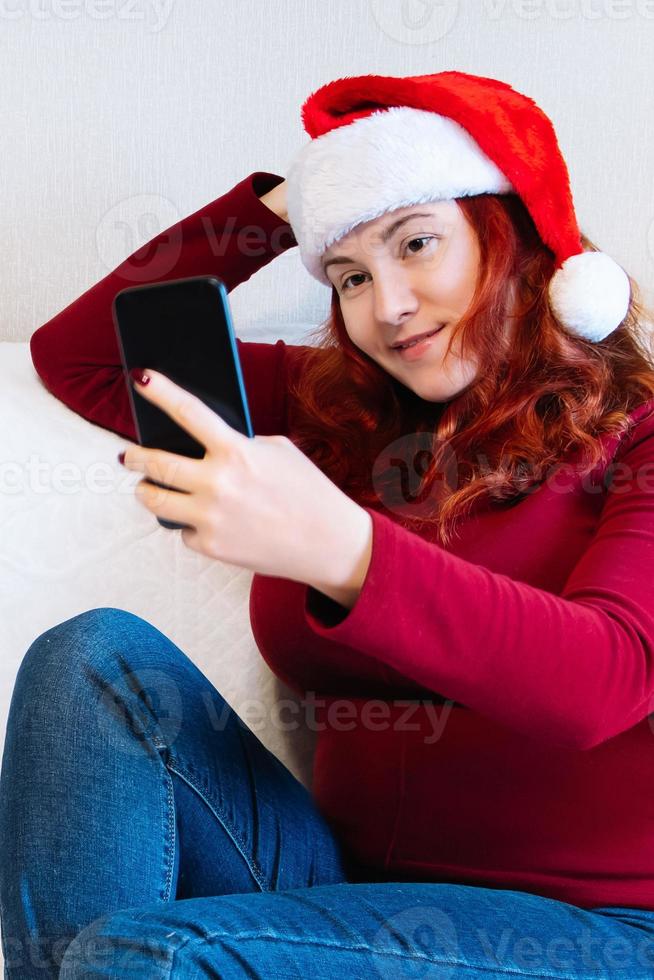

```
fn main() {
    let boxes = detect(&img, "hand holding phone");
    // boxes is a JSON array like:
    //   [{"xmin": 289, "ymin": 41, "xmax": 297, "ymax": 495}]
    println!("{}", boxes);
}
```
[
  {"xmin": 115, "ymin": 365, "xmax": 374, "ymax": 600},
  {"xmin": 112, "ymin": 275, "xmax": 254, "ymax": 529}
]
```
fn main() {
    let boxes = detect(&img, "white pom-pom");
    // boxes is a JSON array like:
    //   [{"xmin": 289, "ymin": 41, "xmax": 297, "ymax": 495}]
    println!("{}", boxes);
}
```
[{"xmin": 548, "ymin": 252, "xmax": 631, "ymax": 342}]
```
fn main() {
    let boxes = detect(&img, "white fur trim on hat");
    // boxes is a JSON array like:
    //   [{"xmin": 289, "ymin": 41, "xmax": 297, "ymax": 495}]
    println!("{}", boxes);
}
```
[
  {"xmin": 286, "ymin": 105, "xmax": 513, "ymax": 286},
  {"xmin": 548, "ymin": 251, "xmax": 631, "ymax": 342}
]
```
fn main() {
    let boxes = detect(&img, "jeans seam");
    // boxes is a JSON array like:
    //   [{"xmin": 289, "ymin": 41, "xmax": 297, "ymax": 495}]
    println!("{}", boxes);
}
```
[
  {"xmin": 166, "ymin": 761, "xmax": 267, "ymax": 893},
  {"xmin": 162, "ymin": 769, "xmax": 176, "ymax": 903},
  {"xmin": 169, "ymin": 930, "xmax": 588, "ymax": 980}
]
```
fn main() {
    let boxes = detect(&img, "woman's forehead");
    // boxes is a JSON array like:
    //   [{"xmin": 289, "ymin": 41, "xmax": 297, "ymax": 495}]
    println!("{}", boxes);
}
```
[{"xmin": 325, "ymin": 200, "xmax": 460, "ymax": 258}]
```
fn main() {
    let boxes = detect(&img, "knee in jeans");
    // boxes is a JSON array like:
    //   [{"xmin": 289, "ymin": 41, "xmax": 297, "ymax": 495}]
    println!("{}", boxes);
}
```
[
  {"xmin": 17, "ymin": 607, "xmax": 149, "ymax": 689},
  {"xmin": 39, "ymin": 606, "xmax": 145, "ymax": 642}
]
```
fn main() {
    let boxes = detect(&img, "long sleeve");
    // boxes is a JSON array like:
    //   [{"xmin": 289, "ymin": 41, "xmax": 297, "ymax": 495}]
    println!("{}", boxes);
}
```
[
  {"xmin": 302, "ymin": 402, "xmax": 654, "ymax": 751},
  {"xmin": 29, "ymin": 172, "xmax": 298, "ymax": 441}
]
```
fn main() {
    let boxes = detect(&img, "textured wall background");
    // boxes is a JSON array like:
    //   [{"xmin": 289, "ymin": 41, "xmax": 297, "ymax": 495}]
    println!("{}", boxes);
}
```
[{"xmin": 1, "ymin": 0, "xmax": 653, "ymax": 342}]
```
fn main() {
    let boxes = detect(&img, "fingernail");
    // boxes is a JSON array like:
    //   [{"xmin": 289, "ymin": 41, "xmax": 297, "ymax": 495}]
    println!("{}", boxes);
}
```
[
  {"xmin": 130, "ymin": 368, "xmax": 150, "ymax": 387},
  {"xmin": 117, "ymin": 451, "xmax": 126, "ymax": 465}
]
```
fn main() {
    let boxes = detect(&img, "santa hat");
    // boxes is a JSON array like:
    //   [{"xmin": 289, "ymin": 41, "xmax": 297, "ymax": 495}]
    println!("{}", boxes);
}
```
[{"xmin": 285, "ymin": 71, "xmax": 630, "ymax": 343}]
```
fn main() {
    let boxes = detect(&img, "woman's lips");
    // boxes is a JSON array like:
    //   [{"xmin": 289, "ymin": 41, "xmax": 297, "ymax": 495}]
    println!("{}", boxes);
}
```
[{"xmin": 391, "ymin": 324, "xmax": 445, "ymax": 360}]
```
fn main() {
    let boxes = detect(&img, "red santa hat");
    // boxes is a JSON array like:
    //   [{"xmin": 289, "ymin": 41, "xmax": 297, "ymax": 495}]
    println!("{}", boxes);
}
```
[{"xmin": 285, "ymin": 71, "xmax": 631, "ymax": 344}]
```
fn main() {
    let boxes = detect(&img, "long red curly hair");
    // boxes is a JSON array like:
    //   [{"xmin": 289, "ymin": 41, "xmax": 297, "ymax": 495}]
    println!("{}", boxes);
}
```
[{"xmin": 286, "ymin": 193, "xmax": 654, "ymax": 547}]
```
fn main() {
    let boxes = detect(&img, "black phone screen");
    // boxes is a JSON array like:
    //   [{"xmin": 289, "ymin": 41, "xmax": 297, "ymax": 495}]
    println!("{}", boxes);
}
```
[{"xmin": 112, "ymin": 275, "xmax": 254, "ymax": 529}]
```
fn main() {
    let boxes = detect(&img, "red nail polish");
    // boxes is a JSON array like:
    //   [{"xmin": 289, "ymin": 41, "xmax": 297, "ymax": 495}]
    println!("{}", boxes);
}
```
[
  {"xmin": 117, "ymin": 451, "xmax": 126, "ymax": 465},
  {"xmin": 130, "ymin": 368, "xmax": 150, "ymax": 386}
]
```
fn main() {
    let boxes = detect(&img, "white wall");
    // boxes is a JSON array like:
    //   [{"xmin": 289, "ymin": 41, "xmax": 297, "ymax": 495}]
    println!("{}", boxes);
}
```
[
  {"xmin": 1, "ymin": 0, "xmax": 652, "ymax": 342},
  {"xmin": 1, "ymin": 0, "xmax": 653, "ymax": 342}
]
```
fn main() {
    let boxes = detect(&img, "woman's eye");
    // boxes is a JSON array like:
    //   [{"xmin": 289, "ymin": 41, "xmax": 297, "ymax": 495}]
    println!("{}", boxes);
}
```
[
  {"xmin": 341, "ymin": 273, "xmax": 367, "ymax": 291},
  {"xmin": 405, "ymin": 235, "xmax": 437, "ymax": 255},
  {"xmin": 340, "ymin": 237, "xmax": 438, "ymax": 291}
]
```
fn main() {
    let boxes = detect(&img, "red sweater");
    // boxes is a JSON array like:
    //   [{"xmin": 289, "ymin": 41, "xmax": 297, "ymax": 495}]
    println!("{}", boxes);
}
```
[{"xmin": 30, "ymin": 172, "xmax": 654, "ymax": 912}]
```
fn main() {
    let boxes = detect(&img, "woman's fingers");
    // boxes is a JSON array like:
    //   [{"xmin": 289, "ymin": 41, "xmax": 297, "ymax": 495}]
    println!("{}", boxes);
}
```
[
  {"xmin": 121, "ymin": 446, "xmax": 203, "ymax": 492},
  {"xmin": 131, "ymin": 369, "xmax": 245, "ymax": 456},
  {"xmin": 134, "ymin": 479, "xmax": 200, "ymax": 527}
]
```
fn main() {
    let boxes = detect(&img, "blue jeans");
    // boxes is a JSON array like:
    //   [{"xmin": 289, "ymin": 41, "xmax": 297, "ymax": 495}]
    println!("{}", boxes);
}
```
[{"xmin": 2, "ymin": 609, "xmax": 654, "ymax": 978}]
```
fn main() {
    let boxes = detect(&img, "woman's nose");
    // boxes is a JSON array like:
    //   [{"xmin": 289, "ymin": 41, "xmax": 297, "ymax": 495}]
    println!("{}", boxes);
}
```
[{"xmin": 371, "ymin": 271, "xmax": 420, "ymax": 325}]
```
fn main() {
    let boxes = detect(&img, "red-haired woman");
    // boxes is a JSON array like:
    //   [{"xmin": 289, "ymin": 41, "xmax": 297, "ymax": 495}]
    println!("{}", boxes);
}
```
[{"xmin": 3, "ymin": 72, "xmax": 654, "ymax": 979}]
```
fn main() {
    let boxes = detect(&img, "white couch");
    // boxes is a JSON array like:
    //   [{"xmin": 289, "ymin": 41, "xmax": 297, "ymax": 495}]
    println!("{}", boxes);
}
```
[{"xmin": 0, "ymin": 334, "xmax": 320, "ymax": 798}]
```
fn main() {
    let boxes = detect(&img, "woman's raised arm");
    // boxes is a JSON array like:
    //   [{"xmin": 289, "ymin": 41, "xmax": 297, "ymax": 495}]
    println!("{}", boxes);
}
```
[
  {"xmin": 29, "ymin": 172, "xmax": 297, "ymax": 440},
  {"xmin": 257, "ymin": 177, "xmax": 288, "ymax": 223}
]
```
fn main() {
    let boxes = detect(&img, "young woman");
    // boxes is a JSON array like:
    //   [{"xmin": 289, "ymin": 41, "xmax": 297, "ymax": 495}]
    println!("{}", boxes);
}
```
[{"xmin": 3, "ymin": 70, "xmax": 654, "ymax": 979}]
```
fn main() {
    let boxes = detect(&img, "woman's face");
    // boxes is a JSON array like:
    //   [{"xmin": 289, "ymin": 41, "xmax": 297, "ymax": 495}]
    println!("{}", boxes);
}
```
[{"xmin": 322, "ymin": 201, "xmax": 481, "ymax": 402}]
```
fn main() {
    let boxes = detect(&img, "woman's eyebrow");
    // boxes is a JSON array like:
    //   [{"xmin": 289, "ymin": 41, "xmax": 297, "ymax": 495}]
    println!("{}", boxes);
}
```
[{"xmin": 322, "ymin": 211, "xmax": 436, "ymax": 273}]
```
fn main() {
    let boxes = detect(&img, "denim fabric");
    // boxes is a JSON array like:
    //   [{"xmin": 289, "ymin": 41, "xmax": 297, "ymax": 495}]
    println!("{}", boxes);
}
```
[{"xmin": 1, "ymin": 607, "xmax": 654, "ymax": 979}]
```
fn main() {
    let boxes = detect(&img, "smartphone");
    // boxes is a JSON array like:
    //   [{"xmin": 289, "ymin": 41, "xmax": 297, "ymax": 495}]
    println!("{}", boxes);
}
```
[{"xmin": 112, "ymin": 275, "xmax": 254, "ymax": 530}]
